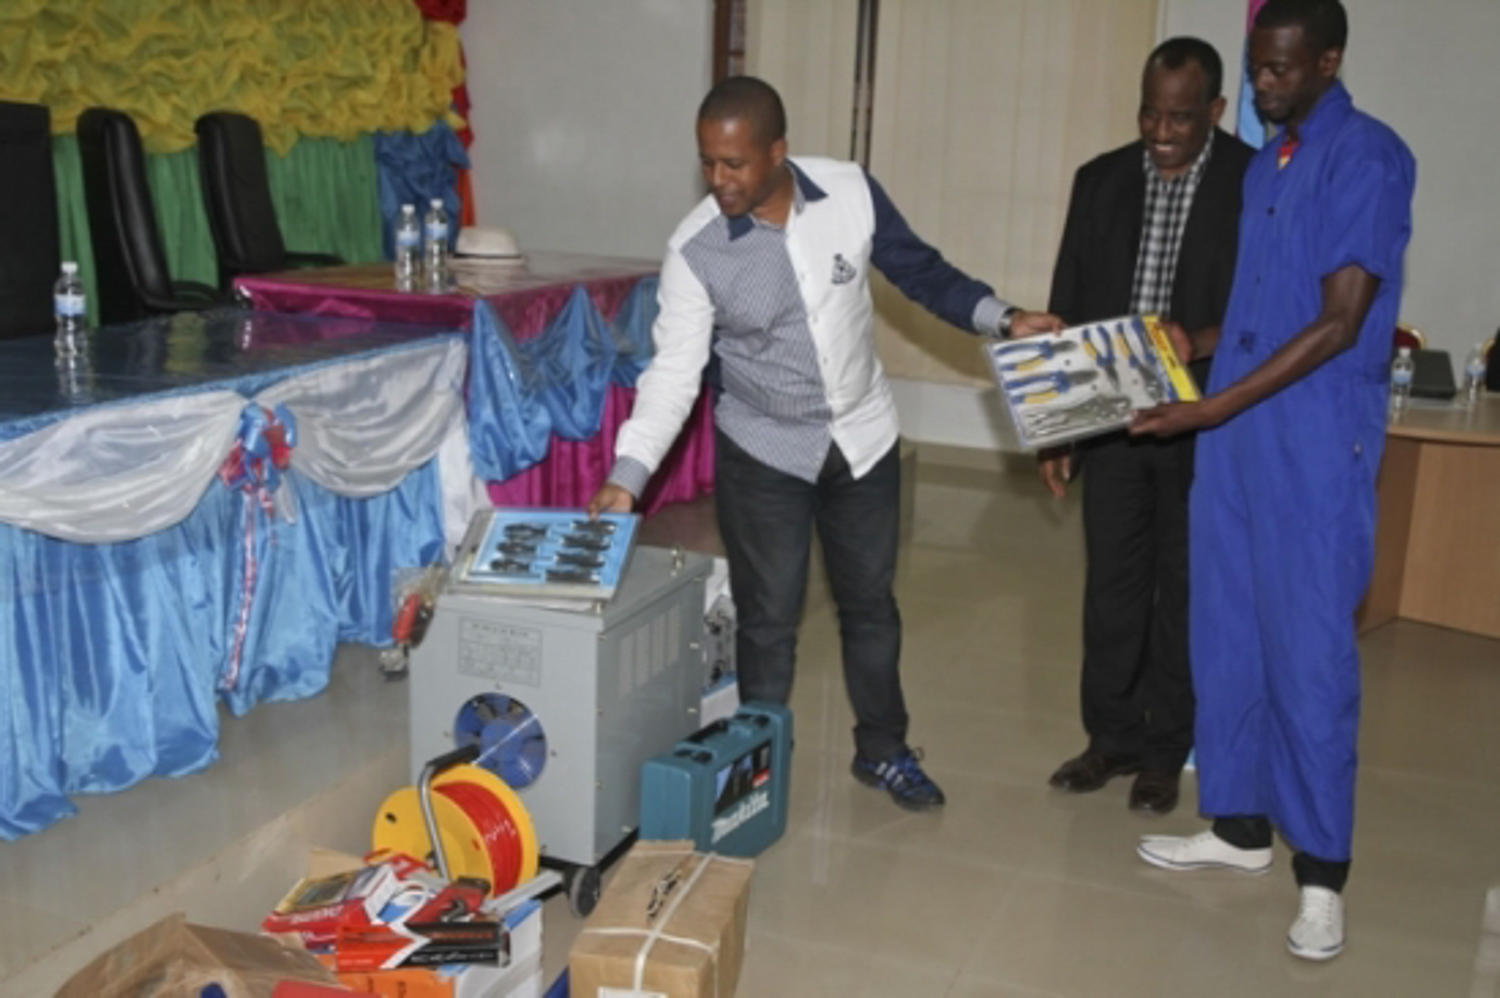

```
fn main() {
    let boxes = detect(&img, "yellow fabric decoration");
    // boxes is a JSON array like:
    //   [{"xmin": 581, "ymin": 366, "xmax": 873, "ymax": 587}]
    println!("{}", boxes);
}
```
[{"xmin": 0, "ymin": 0, "xmax": 466, "ymax": 154}]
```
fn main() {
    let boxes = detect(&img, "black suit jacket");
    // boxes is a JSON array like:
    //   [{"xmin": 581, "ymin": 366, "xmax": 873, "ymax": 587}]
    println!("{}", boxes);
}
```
[{"xmin": 1048, "ymin": 128, "xmax": 1255, "ymax": 382}]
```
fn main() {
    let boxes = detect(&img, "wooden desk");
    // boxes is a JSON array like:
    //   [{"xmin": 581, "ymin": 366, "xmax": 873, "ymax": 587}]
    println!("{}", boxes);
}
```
[{"xmin": 1358, "ymin": 395, "xmax": 1500, "ymax": 638}]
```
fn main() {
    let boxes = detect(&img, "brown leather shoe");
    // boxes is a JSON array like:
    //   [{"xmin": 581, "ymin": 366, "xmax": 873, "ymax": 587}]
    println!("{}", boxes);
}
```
[
  {"xmin": 1048, "ymin": 749, "xmax": 1141, "ymax": 792},
  {"xmin": 1128, "ymin": 769, "xmax": 1181, "ymax": 814}
]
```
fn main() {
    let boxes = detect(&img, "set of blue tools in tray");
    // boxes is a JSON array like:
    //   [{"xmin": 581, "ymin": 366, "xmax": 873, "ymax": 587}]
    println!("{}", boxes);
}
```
[
  {"xmin": 460, "ymin": 508, "xmax": 640, "ymax": 601},
  {"xmin": 985, "ymin": 314, "xmax": 1201, "ymax": 450}
]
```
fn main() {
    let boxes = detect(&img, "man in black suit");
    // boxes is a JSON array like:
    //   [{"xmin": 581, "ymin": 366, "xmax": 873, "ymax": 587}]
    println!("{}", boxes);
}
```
[{"xmin": 1042, "ymin": 37, "xmax": 1254, "ymax": 814}]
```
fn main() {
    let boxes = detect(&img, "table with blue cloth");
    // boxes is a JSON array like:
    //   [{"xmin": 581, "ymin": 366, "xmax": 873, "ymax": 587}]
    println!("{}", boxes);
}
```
[
  {"xmin": 2, "ymin": 253, "xmax": 715, "ymax": 840},
  {"xmin": 0, "ymin": 309, "xmax": 473, "ymax": 839}
]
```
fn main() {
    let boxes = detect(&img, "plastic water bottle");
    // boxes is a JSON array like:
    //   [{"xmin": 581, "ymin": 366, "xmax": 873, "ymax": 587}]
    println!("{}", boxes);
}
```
[
  {"xmin": 1390, "ymin": 346, "xmax": 1414, "ymax": 416},
  {"xmin": 423, "ymin": 198, "xmax": 449, "ymax": 285},
  {"xmin": 394, "ymin": 204, "xmax": 420, "ymax": 287},
  {"xmin": 54, "ymin": 261, "xmax": 86, "ymax": 358},
  {"xmin": 56, "ymin": 351, "xmax": 91, "ymax": 398},
  {"xmin": 1462, "ymin": 342, "xmax": 1488, "ymax": 407}
]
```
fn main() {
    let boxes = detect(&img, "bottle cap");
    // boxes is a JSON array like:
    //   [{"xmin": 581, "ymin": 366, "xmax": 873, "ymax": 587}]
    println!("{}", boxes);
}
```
[
  {"xmin": 1397, "ymin": 346, "xmax": 1411, "ymax": 357},
  {"xmin": 431, "ymin": 198, "xmax": 443, "ymax": 208},
  {"xmin": 401, "ymin": 203, "xmax": 415, "ymax": 213},
  {"xmin": 62, "ymin": 261, "xmax": 78, "ymax": 274}
]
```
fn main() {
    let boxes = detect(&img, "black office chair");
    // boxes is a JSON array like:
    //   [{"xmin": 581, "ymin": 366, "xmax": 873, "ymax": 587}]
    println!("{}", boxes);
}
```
[
  {"xmin": 77, "ymin": 107, "xmax": 226, "ymax": 326},
  {"xmin": 195, "ymin": 111, "xmax": 343, "ymax": 290},
  {"xmin": 0, "ymin": 101, "xmax": 61, "ymax": 340}
]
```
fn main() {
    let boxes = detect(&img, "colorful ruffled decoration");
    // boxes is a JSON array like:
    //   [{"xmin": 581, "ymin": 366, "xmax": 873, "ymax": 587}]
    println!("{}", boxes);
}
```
[
  {"xmin": 412, "ymin": 0, "xmax": 476, "ymax": 222},
  {"xmin": 375, "ymin": 121, "xmax": 469, "ymax": 258},
  {"xmin": 413, "ymin": 0, "xmax": 466, "ymax": 22},
  {"xmin": 0, "ymin": 0, "xmax": 466, "ymax": 154}
]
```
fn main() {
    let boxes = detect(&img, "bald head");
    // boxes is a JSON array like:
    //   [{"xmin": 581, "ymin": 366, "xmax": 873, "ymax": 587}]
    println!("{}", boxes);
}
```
[{"xmin": 698, "ymin": 76, "xmax": 787, "ymax": 149}]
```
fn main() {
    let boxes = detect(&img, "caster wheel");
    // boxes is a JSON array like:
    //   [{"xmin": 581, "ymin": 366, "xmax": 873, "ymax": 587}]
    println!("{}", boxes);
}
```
[{"xmin": 566, "ymin": 864, "xmax": 602, "ymax": 917}]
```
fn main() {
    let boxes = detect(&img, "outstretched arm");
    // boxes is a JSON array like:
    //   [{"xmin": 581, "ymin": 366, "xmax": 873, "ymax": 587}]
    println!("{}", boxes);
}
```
[
  {"xmin": 865, "ymin": 171, "xmax": 1060, "ymax": 337},
  {"xmin": 1131, "ymin": 264, "xmax": 1379, "ymax": 437}
]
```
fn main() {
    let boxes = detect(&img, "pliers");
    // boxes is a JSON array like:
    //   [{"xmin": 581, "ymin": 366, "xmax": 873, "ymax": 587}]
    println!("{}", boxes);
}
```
[
  {"xmin": 1085, "ymin": 326, "xmax": 1122, "ymax": 392},
  {"xmin": 1114, "ymin": 325, "xmax": 1165, "ymax": 402},
  {"xmin": 993, "ymin": 337, "xmax": 1079, "ymax": 373},
  {"xmin": 1022, "ymin": 393, "xmax": 1133, "ymax": 439},
  {"xmin": 1006, "ymin": 368, "xmax": 1099, "ymax": 405}
]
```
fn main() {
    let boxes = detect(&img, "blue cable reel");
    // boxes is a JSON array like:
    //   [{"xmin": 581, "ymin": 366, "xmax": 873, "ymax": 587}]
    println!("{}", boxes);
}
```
[{"xmin": 453, "ymin": 693, "xmax": 548, "ymax": 789}]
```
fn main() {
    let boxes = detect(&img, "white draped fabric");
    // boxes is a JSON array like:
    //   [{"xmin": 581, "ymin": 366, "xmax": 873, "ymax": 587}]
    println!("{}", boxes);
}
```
[
  {"xmin": 0, "ymin": 337, "xmax": 484, "ymax": 547},
  {"xmin": 260, "ymin": 339, "xmax": 467, "ymax": 498},
  {"xmin": 434, "ymin": 404, "xmax": 488, "ymax": 550},
  {"xmin": 0, "ymin": 391, "xmax": 246, "ymax": 543}
]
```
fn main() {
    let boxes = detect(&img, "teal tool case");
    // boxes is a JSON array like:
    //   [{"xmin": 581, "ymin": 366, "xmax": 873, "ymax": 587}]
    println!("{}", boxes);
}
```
[{"xmin": 639, "ymin": 703, "xmax": 792, "ymax": 858}]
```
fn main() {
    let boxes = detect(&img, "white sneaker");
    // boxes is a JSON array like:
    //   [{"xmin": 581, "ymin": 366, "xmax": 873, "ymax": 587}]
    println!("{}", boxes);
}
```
[
  {"xmin": 1136, "ymin": 830, "xmax": 1273, "ymax": 874},
  {"xmin": 1287, "ymin": 886, "xmax": 1345, "ymax": 960}
]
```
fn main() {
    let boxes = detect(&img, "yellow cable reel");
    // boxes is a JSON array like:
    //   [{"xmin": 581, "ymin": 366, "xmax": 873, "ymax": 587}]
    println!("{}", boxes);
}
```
[{"xmin": 372, "ymin": 763, "xmax": 539, "ymax": 896}]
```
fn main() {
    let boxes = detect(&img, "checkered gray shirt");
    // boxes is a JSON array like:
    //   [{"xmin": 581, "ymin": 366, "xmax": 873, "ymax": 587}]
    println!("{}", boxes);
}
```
[{"xmin": 1129, "ymin": 133, "xmax": 1214, "ymax": 318}]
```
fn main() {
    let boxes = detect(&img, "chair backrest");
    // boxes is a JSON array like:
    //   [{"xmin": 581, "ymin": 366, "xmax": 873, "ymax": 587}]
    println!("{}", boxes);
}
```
[
  {"xmin": 0, "ymin": 101, "xmax": 61, "ymax": 340},
  {"xmin": 194, "ymin": 112, "xmax": 288, "ymax": 284},
  {"xmin": 77, "ymin": 107, "xmax": 177, "ymax": 325}
]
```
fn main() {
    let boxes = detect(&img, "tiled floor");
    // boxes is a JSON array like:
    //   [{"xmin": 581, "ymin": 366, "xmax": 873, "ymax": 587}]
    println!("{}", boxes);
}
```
[{"xmin": 5, "ymin": 451, "xmax": 1499, "ymax": 997}]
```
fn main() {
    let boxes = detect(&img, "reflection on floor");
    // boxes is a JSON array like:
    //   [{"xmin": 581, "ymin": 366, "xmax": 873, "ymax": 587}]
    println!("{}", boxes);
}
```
[{"xmin": 4, "ymin": 449, "xmax": 1499, "ymax": 997}]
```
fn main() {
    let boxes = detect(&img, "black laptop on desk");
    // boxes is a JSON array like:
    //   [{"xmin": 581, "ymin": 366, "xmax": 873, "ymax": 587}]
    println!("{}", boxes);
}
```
[{"xmin": 1411, "ymin": 349, "xmax": 1458, "ymax": 400}]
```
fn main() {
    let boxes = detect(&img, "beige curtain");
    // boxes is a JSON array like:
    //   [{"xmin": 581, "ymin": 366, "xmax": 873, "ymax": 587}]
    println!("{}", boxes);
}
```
[
  {"xmin": 751, "ymin": 0, "xmax": 1160, "ymax": 385},
  {"xmin": 745, "ymin": 0, "xmax": 861, "ymax": 159}
]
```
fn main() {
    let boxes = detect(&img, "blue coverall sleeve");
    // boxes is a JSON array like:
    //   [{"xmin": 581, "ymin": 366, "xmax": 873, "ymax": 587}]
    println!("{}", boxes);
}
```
[{"xmin": 1315, "ymin": 135, "xmax": 1415, "ymax": 285}]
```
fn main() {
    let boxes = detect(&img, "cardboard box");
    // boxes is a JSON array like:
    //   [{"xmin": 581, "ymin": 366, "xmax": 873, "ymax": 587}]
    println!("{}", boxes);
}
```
[
  {"xmin": 55, "ymin": 912, "xmax": 342, "ymax": 998},
  {"xmin": 569, "ymin": 841, "xmax": 753, "ymax": 998}
]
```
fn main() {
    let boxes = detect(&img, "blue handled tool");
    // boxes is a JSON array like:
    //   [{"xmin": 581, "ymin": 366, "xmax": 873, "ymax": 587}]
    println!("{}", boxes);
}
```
[
  {"xmin": 1127, "ymin": 321, "xmax": 1175, "ymax": 401},
  {"xmin": 1088, "ymin": 326, "xmax": 1122, "ymax": 391},
  {"xmin": 993, "ymin": 337, "xmax": 1079, "ymax": 372},
  {"xmin": 1005, "ymin": 369, "xmax": 1099, "ymax": 393},
  {"xmin": 1114, "ymin": 326, "xmax": 1166, "ymax": 401},
  {"xmin": 1007, "ymin": 369, "xmax": 1099, "ymax": 407}
]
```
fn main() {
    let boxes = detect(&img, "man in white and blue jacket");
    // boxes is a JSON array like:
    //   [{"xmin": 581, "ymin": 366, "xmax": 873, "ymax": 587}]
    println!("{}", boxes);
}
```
[{"xmin": 590, "ymin": 77, "xmax": 1059, "ymax": 811}]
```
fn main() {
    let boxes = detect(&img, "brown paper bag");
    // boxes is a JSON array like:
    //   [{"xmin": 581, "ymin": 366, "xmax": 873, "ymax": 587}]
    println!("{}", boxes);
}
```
[{"xmin": 55, "ymin": 912, "xmax": 340, "ymax": 998}]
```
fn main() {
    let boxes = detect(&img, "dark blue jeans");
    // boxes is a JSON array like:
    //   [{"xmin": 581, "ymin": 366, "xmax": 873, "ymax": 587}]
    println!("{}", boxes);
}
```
[{"xmin": 715, "ymin": 431, "xmax": 906, "ymax": 761}]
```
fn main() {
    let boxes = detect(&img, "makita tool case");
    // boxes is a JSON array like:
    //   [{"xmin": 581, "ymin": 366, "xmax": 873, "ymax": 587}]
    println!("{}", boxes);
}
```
[{"xmin": 639, "ymin": 703, "xmax": 792, "ymax": 858}]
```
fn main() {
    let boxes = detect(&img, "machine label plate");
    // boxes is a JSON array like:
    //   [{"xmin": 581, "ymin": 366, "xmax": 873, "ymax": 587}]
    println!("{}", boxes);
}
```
[{"xmin": 457, "ymin": 617, "xmax": 542, "ymax": 686}]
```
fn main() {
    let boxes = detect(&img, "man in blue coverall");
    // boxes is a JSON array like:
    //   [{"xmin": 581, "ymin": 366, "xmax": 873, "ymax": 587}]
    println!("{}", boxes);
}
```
[{"xmin": 1129, "ymin": 0, "xmax": 1415, "ymax": 962}]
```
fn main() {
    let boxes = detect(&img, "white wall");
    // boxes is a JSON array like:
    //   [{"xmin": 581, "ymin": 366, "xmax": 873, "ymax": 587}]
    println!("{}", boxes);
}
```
[
  {"xmin": 1161, "ymin": 0, "xmax": 1500, "ymax": 356},
  {"xmin": 461, "ymin": 0, "xmax": 714, "ymax": 260}
]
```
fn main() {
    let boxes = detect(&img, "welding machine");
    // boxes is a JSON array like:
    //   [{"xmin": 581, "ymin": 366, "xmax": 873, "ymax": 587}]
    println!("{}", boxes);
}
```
[
  {"xmin": 407, "ymin": 510, "xmax": 713, "ymax": 914},
  {"xmin": 638, "ymin": 702, "xmax": 793, "ymax": 858}
]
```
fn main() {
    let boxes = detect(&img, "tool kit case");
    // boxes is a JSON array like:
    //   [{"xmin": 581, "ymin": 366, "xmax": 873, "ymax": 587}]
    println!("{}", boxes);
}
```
[
  {"xmin": 639, "ymin": 703, "xmax": 792, "ymax": 858},
  {"xmin": 986, "ymin": 314, "xmax": 1200, "ymax": 450}
]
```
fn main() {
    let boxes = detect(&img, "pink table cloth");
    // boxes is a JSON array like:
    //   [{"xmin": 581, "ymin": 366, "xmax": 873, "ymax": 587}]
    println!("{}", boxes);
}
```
[{"xmin": 236, "ymin": 253, "xmax": 715, "ymax": 513}]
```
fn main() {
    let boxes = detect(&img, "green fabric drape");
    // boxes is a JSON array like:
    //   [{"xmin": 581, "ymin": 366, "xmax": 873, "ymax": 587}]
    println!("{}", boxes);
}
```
[
  {"xmin": 266, "ymin": 135, "xmax": 384, "ymax": 271},
  {"xmin": 54, "ymin": 133, "xmax": 384, "ymax": 325}
]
